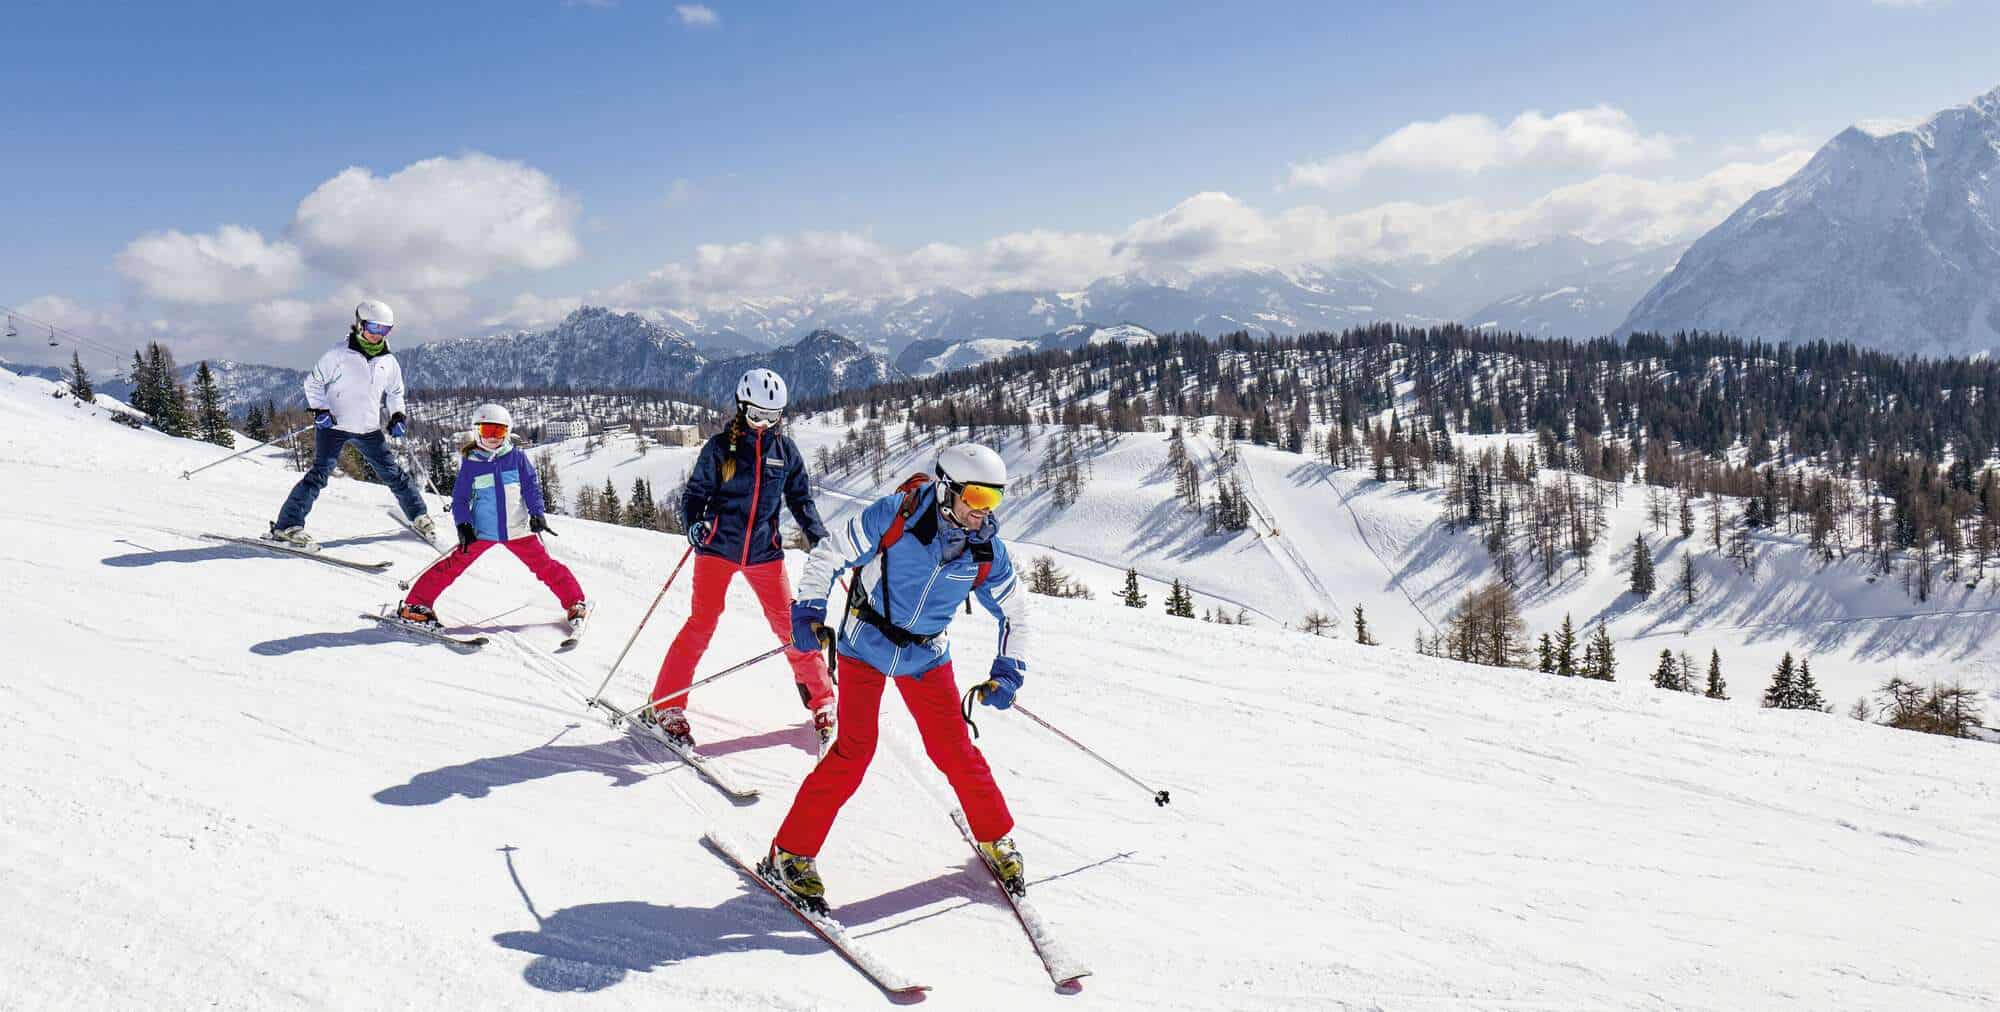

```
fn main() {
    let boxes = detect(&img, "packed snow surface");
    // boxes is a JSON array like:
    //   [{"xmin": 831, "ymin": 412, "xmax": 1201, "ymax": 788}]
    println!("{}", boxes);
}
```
[{"xmin": 3, "ymin": 366, "xmax": 1998, "ymax": 1010}]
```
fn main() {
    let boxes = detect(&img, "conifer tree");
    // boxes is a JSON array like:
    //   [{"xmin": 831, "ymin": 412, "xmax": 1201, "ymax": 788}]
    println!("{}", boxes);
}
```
[
  {"xmin": 1762, "ymin": 652, "xmax": 1797, "ymax": 709},
  {"xmin": 1554, "ymin": 614, "xmax": 1579, "ymax": 676},
  {"xmin": 1677, "ymin": 552, "xmax": 1697, "ymax": 606},
  {"xmin": 600, "ymin": 477, "xmax": 621, "ymax": 521},
  {"xmin": 1628, "ymin": 534, "xmax": 1655, "ymax": 598},
  {"xmin": 1587, "ymin": 623, "xmax": 1617, "ymax": 681},
  {"xmin": 1652, "ymin": 649, "xmax": 1681, "ymax": 690},
  {"xmin": 1164, "ymin": 579, "xmax": 1196, "ymax": 618},
  {"xmin": 1119, "ymin": 568, "xmax": 1147, "ymax": 608},
  {"xmin": 127, "ymin": 350, "xmax": 154, "ymax": 417},
  {"xmin": 1538, "ymin": 633, "xmax": 1554, "ymax": 673},
  {"xmin": 1352, "ymin": 605, "xmax": 1378, "ymax": 645},
  {"xmin": 1794, "ymin": 658, "xmax": 1826, "ymax": 712},
  {"xmin": 1704, "ymin": 649, "xmax": 1728, "ymax": 699},
  {"xmin": 67, "ymin": 352, "xmax": 94, "ymax": 403},
  {"xmin": 244, "ymin": 404, "xmax": 268, "ymax": 441},
  {"xmin": 193, "ymin": 362, "xmax": 234, "ymax": 447}
]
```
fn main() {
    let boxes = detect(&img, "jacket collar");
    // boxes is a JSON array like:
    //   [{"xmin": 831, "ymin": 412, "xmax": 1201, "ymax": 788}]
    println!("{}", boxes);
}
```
[{"xmin": 348, "ymin": 333, "xmax": 392, "ymax": 360}]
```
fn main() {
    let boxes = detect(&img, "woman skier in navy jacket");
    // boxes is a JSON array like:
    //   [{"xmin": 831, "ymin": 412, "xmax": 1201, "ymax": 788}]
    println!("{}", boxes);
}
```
[{"xmin": 639, "ymin": 369, "xmax": 834, "ymax": 748}]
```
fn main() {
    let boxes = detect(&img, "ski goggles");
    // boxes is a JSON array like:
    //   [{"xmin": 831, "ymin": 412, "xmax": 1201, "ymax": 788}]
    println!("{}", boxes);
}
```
[
  {"xmin": 950, "ymin": 480, "xmax": 1005, "ymax": 512},
  {"xmin": 360, "ymin": 320, "xmax": 394, "ymax": 338},
  {"xmin": 744, "ymin": 404, "xmax": 782, "ymax": 428},
  {"xmin": 477, "ymin": 422, "xmax": 510, "ymax": 440}
]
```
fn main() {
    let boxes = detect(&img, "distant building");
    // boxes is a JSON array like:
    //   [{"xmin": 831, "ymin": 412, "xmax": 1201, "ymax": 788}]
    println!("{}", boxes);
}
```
[
  {"xmin": 545, "ymin": 418, "xmax": 588, "ymax": 441},
  {"xmin": 650, "ymin": 424, "xmax": 700, "ymax": 447},
  {"xmin": 601, "ymin": 423, "xmax": 631, "ymax": 435}
]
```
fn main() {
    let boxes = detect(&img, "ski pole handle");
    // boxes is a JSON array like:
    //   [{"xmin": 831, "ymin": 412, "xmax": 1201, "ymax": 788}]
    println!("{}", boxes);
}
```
[
  {"xmin": 586, "ymin": 544, "xmax": 695, "ymax": 706},
  {"xmin": 1013, "ymin": 702, "xmax": 1171, "ymax": 806},
  {"xmin": 180, "ymin": 423, "xmax": 314, "ymax": 480}
]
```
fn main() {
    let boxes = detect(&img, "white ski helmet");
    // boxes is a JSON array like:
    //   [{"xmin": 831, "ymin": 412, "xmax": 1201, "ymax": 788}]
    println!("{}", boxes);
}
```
[
  {"xmin": 736, "ymin": 367, "xmax": 788, "ymax": 411},
  {"xmin": 355, "ymin": 299, "xmax": 395, "ymax": 329},
  {"xmin": 472, "ymin": 403, "xmax": 513, "ymax": 432},
  {"xmin": 936, "ymin": 442, "xmax": 1007, "ymax": 499}
]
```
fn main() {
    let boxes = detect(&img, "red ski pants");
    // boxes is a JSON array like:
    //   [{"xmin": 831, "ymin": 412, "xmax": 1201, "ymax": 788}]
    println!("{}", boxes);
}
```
[
  {"xmin": 404, "ymin": 535, "xmax": 584, "ymax": 611},
  {"xmin": 650, "ymin": 553, "xmax": 833, "ymax": 712},
  {"xmin": 774, "ymin": 655, "xmax": 1013, "ymax": 856}
]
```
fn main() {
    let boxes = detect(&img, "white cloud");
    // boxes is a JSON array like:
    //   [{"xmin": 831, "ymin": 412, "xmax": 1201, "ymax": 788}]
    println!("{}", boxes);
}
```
[
  {"xmin": 114, "ymin": 225, "xmax": 304, "ymax": 305},
  {"xmin": 1288, "ymin": 105, "xmax": 1676, "ymax": 190},
  {"xmin": 1114, "ymin": 191, "xmax": 1277, "ymax": 267},
  {"xmin": 675, "ymin": 4, "xmax": 719, "ymax": 26},
  {"xmin": 480, "ymin": 292, "xmax": 586, "ymax": 331},
  {"xmin": 246, "ymin": 299, "xmax": 319, "ymax": 344},
  {"xmin": 291, "ymin": 153, "xmax": 581, "ymax": 290},
  {"xmin": 1720, "ymin": 130, "xmax": 1813, "ymax": 158}
]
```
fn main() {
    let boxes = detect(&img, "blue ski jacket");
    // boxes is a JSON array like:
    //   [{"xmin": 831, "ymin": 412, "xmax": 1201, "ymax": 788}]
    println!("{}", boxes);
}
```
[
  {"xmin": 682, "ymin": 421, "xmax": 827, "ymax": 567},
  {"xmin": 452, "ymin": 440, "xmax": 544, "ymax": 542},
  {"xmin": 796, "ymin": 480, "xmax": 1031, "ymax": 677}
]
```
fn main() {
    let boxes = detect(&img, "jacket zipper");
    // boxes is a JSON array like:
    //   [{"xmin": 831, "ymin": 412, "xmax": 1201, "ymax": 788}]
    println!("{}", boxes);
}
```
[{"xmin": 740, "ymin": 430, "xmax": 765, "ymax": 566}]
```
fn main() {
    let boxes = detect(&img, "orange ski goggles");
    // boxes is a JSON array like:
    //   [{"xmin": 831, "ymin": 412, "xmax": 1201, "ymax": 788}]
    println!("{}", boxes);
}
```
[
  {"xmin": 477, "ymin": 422, "xmax": 510, "ymax": 440},
  {"xmin": 952, "ymin": 481, "xmax": 1005, "ymax": 511}
]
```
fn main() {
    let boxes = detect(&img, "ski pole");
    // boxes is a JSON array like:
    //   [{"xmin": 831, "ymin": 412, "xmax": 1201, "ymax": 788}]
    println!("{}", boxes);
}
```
[
  {"xmin": 586, "ymin": 544, "xmax": 695, "ymax": 706},
  {"xmin": 590, "ymin": 644, "xmax": 788, "ymax": 724},
  {"xmin": 180, "ymin": 423, "xmax": 313, "ymax": 480},
  {"xmin": 1013, "ymin": 701, "xmax": 1172, "ymax": 807}
]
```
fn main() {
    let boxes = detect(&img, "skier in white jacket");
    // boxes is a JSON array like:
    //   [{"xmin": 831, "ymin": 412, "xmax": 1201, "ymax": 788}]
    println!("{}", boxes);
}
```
[{"xmin": 270, "ymin": 300, "xmax": 436, "ymax": 548}]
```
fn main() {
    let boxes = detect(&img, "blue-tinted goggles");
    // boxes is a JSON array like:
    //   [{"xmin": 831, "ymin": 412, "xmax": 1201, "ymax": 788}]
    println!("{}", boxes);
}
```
[{"xmin": 360, "ymin": 320, "xmax": 394, "ymax": 337}]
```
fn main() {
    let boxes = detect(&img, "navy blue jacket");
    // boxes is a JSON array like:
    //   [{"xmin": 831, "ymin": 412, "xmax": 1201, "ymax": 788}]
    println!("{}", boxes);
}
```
[{"xmin": 682, "ymin": 422, "xmax": 828, "ymax": 566}]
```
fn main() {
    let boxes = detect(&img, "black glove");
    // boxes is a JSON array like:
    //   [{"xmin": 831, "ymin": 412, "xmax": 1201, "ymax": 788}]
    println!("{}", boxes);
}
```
[
  {"xmin": 530, "ymin": 514, "xmax": 553, "ymax": 535},
  {"xmin": 387, "ymin": 411, "xmax": 408, "ymax": 438},
  {"xmin": 456, "ymin": 523, "xmax": 477, "ymax": 554}
]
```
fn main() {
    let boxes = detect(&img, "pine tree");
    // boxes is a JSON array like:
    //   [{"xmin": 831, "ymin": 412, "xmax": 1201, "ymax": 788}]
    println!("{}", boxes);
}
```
[
  {"xmin": 1586, "ymin": 623, "xmax": 1616, "ymax": 681},
  {"xmin": 244, "ymin": 404, "xmax": 268, "ymax": 441},
  {"xmin": 1652, "ymin": 649, "xmax": 1681, "ymax": 690},
  {"xmin": 1119, "ymin": 568, "xmax": 1147, "ymax": 608},
  {"xmin": 192, "ymin": 362, "xmax": 234, "ymax": 447},
  {"xmin": 1164, "ymin": 579, "xmax": 1196, "ymax": 618},
  {"xmin": 1352, "ymin": 605, "xmax": 1378, "ymax": 645},
  {"xmin": 1677, "ymin": 552, "xmax": 1697, "ymax": 606},
  {"xmin": 1794, "ymin": 658, "xmax": 1826, "ymax": 712},
  {"xmin": 1762, "ymin": 652, "xmax": 1797, "ymax": 709},
  {"xmin": 1678, "ymin": 492, "xmax": 1694, "ymax": 539},
  {"xmin": 1704, "ymin": 649, "xmax": 1728, "ymax": 699},
  {"xmin": 1628, "ymin": 534, "xmax": 1655, "ymax": 598},
  {"xmin": 127, "ymin": 350, "xmax": 154, "ymax": 417},
  {"xmin": 1538, "ymin": 632, "xmax": 1554, "ymax": 673},
  {"xmin": 1554, "ymin": 614, "xmax": 1579, "ymax": 677},
  {"xmin": 67, "ymin": 352, "xmax": 94, "ymax": 403},
  {"xmin": 600, "ymin": 477, "xmax": 621, "ymax": 521}
]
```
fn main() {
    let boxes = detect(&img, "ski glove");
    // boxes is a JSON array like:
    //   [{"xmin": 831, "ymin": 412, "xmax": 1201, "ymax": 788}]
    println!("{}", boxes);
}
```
[
  {"xmin": 529, "ymin": 514, "xmax": 552, "ymax": 535},
  {"xmin": 312, "ymin": 408, "xmax": 333, "ymax": 429},
  {"xmin": 455, "ymin": 523, "xmax": 477, "ymax": 554},
  {"xmin": 977, "ymin": 657, "xmax": 1025, "ymax": 710},
  {"xmin": 791, "ymin": 599, "xmax": 828, "ymax": 653},
  {"xmin": 387, "ymin": 412, "xmax": 408, "ymax": 438},
  {"xmin": 687, "ymin": 519, "xmax": 712, "ymax": 547}
]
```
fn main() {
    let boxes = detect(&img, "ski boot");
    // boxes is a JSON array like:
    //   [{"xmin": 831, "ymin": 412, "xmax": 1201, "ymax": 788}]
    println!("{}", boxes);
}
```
[
  {"xmin": 565, "ymin": 600, "xmax": 591, "ymax": 630},
  {"xmin": 977, "ymin": 836, "xmax": 1027, "ymax": 896},
  {"xmin": 267, "ymin": 524, "xmax": 316, "ymax": 550},
  {"xmin": 411, "ymin": 514, "xmax": 438, "ymax": 542},
  {"xmin": 811, "ymin": 706, "xmax": 836, "ymax": 753},
  {"xmin": 396, "ymin": 601, "xmax": 442, "ymax": 629},
  {"xmin": 639, "ymin": 705, "xmax": 695, "ymax": 749},
  {"xmin": 760, "ymin": 844, "xmax": 828, "ymax": 914}
]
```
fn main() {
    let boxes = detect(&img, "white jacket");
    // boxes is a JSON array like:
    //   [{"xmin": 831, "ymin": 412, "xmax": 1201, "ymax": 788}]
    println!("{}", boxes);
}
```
[{"xmin": 302, "ymin": 341, "xmax": 407, "ymax": 434}]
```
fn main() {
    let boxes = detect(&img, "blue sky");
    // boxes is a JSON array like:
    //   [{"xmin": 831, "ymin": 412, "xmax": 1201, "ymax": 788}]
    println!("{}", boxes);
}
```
[{"xmin": 4, "ymin": 0, "xmax": 1997, "ymax": 366}]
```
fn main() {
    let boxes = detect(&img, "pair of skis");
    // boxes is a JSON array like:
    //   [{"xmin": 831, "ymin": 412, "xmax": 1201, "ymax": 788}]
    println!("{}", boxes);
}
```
[
  {"xmin": 704, "ymin": 809, "xmax": 1090, "ymax": 996},
  {"xmin": 363, "ymin": 602, "xmax": 590, "ymax": 654},
  {"xmin": 590, "ymin": 696, "xmax": 761, "ymax": 801}
]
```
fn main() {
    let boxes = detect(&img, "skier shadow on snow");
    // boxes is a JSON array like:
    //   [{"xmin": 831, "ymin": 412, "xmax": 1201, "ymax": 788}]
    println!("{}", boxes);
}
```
[
  {"xmin": 101, "ymin": 532, "xmax": 404, "ymax": 571},
  {"xmin": 374, "ymin": 735, "xmax": 654, "ymax": 806},
  {"xmin": 250, "ymin": 626, "xmax": 406, "ymax": 655},
  {"xmin": 699, "ymin": 723, "xmax": 820, "ymax": 759},
  {"xmin": 492, "ymin": 846, "xmax": 826, "ymax": 995}
]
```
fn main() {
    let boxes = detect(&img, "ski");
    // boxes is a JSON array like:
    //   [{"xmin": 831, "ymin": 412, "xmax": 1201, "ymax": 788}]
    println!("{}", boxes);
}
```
[
  {"xmin": 702, "ymin": 829, "xmax": 929, "ymax": 997},
  {"xmin": 950, "ymin": 808, "xmax": 1091, "ymax": 988},
  {"xmin": 557, "ymin": 601, "xmax": 593, "ymax": 652},
  {"xmin": 360, "ymin": 611, "xmax": 489, "ymax": 653},
  {"xmin": 201, "ymin": 533, "xmax": 393, "ymax": 572},
  {"xmin": 589, "ymin": 698, "xmax": 760, "ymax": 800},
  {"xmin": 384, "ymin": 508, "xmax": 436, "ymax": 546}
]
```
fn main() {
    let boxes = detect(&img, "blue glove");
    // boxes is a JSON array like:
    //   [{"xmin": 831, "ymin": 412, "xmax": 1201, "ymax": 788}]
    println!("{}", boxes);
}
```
[
  {"xmin": 312, "ymin": 409, "xmax": 333, "ymax": 429},
  {"xmin": 687, "ymin": 519, "xmax": 712, "ymax": 547},
  {"xmin": 791, "ymin": 599, "xmax": 827, "ymax": 653},
  {"xmin": 387, "ymin": 411, "xmax": 408, "ymax": 438},
  {"xmin": 979, "ymin": 657, "xmax": 1025, "ymax": 710}
]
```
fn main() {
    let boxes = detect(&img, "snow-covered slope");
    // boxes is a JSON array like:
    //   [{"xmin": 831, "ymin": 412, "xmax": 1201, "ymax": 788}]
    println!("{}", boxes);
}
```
[
  {"xmin": 5, "ymin": 366, "xmax": 1998, "ymax": 1010},
  {"xmin": 1620, "ymin": 85, "xmax": 2000, "ymax": 355}
]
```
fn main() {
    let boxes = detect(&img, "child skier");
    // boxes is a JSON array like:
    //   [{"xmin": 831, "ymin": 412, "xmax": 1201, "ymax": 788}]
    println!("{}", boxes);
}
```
[
  {"xmin": 637, "ymin": 368, "xmax": 835, "ymax": 749},
  {"xmin": 769, "ymin": 442, "xmax": 1033, "ymax": 903},
  {"xmin": 396, "ymin": 403, "xmax": 588, "ymax": 633}
]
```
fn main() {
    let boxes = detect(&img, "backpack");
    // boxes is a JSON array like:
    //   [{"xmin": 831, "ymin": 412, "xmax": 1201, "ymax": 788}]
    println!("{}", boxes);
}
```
[{"xmin": 850, "ymin": 473, "xmax": 993, "ymax": 635}]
